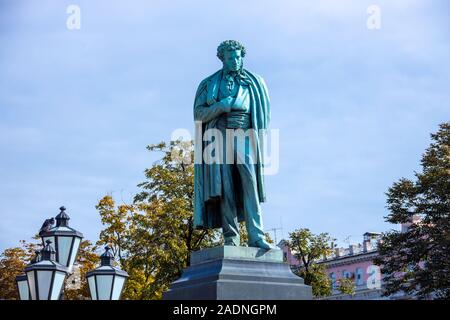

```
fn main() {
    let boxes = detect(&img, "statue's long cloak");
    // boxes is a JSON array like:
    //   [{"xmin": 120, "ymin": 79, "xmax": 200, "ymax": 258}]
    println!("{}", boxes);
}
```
[{"xmin": 193, "ymin": 68, "xmax": 270, "ymax": 229}]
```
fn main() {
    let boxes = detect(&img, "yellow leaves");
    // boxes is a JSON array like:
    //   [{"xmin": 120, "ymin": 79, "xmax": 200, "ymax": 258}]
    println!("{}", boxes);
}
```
[
  {"xmin": 118, "ymin": 204, "xmax": 134, "ymax": 215},
  {"xmin": 92, "ymin": 140, "xmax": 220, "ymax": 299},
  {"xmin": 97, "ymin": 195, "xmax": 115, "ymax": 209},
  {"xmin": 0, "ymin": 239, "xmax": 40, "ymax": 299},
  {"xmin": 95, "ymin": 195, "xmax": 133, "ymax": 263}
]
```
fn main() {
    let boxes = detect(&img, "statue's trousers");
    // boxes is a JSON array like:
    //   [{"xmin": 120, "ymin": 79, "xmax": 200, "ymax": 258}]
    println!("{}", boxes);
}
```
[{"xmin": 216, "ymin": 120, "xmax": 266, "ymax": 246}]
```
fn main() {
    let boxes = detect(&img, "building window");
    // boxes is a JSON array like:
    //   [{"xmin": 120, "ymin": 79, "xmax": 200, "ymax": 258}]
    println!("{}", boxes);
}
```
[
  {"xmin": 356, "ymin": 268, "xmax": 363, "ymax": 286},
  {"xmin": 341, "ymin": 269, "xmax": 354, "ymax": 279},
  {"xmin": 329, "ymin": 272, "xmax": 337, "ymax": 289},
  {"xmin": 283, "ymin": 252, "xmax": 288, "ymax": 262}
]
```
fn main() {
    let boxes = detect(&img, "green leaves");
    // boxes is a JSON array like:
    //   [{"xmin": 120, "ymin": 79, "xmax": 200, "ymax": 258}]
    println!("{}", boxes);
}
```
[
  {"xmin": 95, "ymin": 140, "xmax": 220, "ymax": 299},
  {"xmin": 288, "ymin": 228, "xmax": 334, "ymax": 269},
  {"xmin": 337, "ymin": 277, "xmax": 355, "ymax": 296},
  {"xmin": 288, "ymin": 228, "xmax": 335, "ymax": 298},
  {"xmin": 375, "ymin": 122, "xmax": 450, "ymax": 299},
  {"xmin": 96, "ymin": 195, "xmax": 132, "ymax": 264}
]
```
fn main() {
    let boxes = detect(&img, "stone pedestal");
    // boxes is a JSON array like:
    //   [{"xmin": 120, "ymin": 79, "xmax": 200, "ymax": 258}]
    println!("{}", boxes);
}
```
[{"xmin": 163, "ymin": 246, "xmax": 312, "ymax": 300}]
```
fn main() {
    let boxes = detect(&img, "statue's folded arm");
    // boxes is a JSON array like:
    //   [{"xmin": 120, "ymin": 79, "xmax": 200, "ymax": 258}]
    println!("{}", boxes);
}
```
[{"xmin": 194, "ymin": 85, "xmax": 226, "ymax": 123}]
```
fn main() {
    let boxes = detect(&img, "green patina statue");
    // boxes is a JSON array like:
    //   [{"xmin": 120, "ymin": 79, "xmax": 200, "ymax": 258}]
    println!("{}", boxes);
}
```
[{"xmin": 193, "ymin": 40, "xmax": 273, "ymax": 250}]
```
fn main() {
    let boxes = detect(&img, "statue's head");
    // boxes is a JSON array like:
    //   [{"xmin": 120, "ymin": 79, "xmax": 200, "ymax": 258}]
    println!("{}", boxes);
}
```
[{"xmin": 217, "ymin": 40, "xmax": 246, "ymax": 72}]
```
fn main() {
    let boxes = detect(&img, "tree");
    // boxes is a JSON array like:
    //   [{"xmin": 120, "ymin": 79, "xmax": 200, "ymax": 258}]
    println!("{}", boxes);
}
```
[
  {"xmin": 96, "ymin": 195, "xmax": 131, "ymax": 265},
  {"xmin": 374, "ymin": 123, "xmax": 450, "ymax": 299},
  {"xmin": 95, "ymin": 195, "xmax": 157, "ymax": 299},
  {"xmin": 96, "ymin": 141, "xmax": 220, "ymax": 299},
  {"xmin": 0, "ymin": 247, "xmax": 27, "ymax": 300},
  {"xmin": 337, "ymin": 277, "xmax": 356, "ymax": 296},
  {"xmin": 288, "ymin": 228, "xmax": 334, "ymax": 298},
  {"xmin": 0, "ymin": 240, "xmax": 39, "ymax": 300}
]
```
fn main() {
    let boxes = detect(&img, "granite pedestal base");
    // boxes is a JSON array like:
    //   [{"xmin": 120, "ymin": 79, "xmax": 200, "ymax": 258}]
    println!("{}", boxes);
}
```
[{"xmin": 163, "ymin": 246, "xmax": 312, "ymax": 300}]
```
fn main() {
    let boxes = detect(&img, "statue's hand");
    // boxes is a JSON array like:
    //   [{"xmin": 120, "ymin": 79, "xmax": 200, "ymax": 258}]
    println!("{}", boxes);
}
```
[{"xmin": 216, "ymin": 97, "xmax": 233, "ymax": 113}]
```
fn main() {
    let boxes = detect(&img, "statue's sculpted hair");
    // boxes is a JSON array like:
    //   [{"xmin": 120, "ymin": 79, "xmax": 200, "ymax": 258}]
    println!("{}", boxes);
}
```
[{"xmin": 217, "ymin": 40, "xmax": 246, "ymax": 61}]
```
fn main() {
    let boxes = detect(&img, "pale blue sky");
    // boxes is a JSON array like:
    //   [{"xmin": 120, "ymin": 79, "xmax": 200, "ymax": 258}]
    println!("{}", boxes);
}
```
[{"xmin": 0, "ymin": 0, "xmax": 449, "ymax": 253}]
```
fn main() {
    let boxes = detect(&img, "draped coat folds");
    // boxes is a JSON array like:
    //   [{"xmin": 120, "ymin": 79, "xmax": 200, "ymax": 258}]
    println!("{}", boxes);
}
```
[{"xmin": 193, "ymin": 68, "xmax": 270, "ymax": 229}]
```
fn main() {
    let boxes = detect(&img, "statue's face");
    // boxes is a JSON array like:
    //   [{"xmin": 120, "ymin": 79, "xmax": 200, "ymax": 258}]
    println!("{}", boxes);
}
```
[{"xmin": 223, "ymin": 50, "xmax": 242, "ymax": 72}]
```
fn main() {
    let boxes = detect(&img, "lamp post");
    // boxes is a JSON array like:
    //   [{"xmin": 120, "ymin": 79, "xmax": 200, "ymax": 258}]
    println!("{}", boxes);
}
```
[
  {"xmin": 24, "ymin": 240, "xmax": 68, "ymax": 300},
  {"xmin": 86, "ymin": 246, "xmax": 129, "ymax": 300},
  {"xmin": 40, "ymin": 206, "xmax": 83, "ymax": 273}
]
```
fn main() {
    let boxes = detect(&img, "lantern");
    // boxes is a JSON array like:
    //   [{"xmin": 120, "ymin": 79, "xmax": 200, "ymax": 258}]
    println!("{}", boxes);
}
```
[
  {"xmin": 24, "ymin": 240, "xmax": 68, "ymax": 300},
  {"xmin": 86, "ymin": 246, "xmax": 129, "ymax": 300},
  {"xmin": 40, "ymin": 206, "xmax": 83, "ymax": 273}
]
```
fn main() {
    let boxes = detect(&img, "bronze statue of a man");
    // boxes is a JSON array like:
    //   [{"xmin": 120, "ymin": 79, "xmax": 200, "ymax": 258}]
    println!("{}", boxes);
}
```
[{"xmin": 193, "ymin": 40, "xmax": 273, "ymax": 250}]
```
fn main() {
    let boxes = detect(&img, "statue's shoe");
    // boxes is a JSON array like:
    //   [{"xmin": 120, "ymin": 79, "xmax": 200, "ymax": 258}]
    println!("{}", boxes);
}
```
[
  {"xmin": 249, "ymin": 239, "xmax": 275, "ymax": 250},
  {"xmin": 224, "ymin": 236, "xmax": 240, "ymax": 246}
]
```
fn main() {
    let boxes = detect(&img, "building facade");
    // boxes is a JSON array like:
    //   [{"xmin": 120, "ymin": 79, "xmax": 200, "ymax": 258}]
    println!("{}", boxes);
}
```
[
  {"xmin": 317, "ymin": 232, "xmax": 385, "ymax": 300},
  {"xmin": 278, "ymin": 228, "xmax": 414, "ymax": 300}
]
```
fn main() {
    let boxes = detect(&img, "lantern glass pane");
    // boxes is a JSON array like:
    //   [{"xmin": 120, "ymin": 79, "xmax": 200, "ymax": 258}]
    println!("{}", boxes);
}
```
[
  {"xmin": 18, "ymin": 280, "xmax": 29, "ymax": 300},
  {"xmin": 57, "ymin": 236, "xmax": 73, "ymax": 267},
  {"xmin": 26, "ymin": 271, "xmax": 36, "ymax": 300},
  {"xmin": 111, "ymin": 276, "xmax": 125, "ymax": 300},
  {"xmin": 50, "ymin": 271, "xmax": 66, "ymax": 300},
  {"xmin": 87, "ymin": 276, "xmax": 97, "ymax": 300},
  {"xmin": 96, "ymin": 275, "xmax": 113, "ymax": 300},
  {"xmin": 37, "ymin": 270, "xmax": 53, "ymax": 300},
  {"xmin": 68, "ymin": 237, "xmax": 81, "ymax": 272},
  {"xmin": 43, "ymin": 236, "xmax": 55, "ymax": 247}
]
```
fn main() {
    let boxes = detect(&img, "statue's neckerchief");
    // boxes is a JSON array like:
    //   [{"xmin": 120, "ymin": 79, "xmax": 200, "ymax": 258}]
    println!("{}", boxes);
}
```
[
  {"xmin": 223, "ymin": 65, "xmax": 250, "ymax": 86},
  {"xmin": 207, "ymin": 66, "xmax": 250, "ymax": 106}
]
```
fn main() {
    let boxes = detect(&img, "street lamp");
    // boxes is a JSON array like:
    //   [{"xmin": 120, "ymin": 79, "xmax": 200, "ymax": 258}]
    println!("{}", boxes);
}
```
[
  {"xmin": 40, "ymin": 206, "xmax": 83, "ymax": 273},
  {"xmin": 24, "ymin": 240, "xmax": 68, "ymax": 300},
  {"xmin": 15, "ymin": 274, "xmax": 30, "ymax": 300},
  {"xmin": 86, "ymin": 246, "xmax": 129, "ymax": 300}
]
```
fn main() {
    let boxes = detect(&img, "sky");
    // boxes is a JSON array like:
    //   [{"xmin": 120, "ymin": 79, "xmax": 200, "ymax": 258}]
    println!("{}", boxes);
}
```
[{"xmin": 0, "ymin": 0, "xmax": 449, "ymax": 253}]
